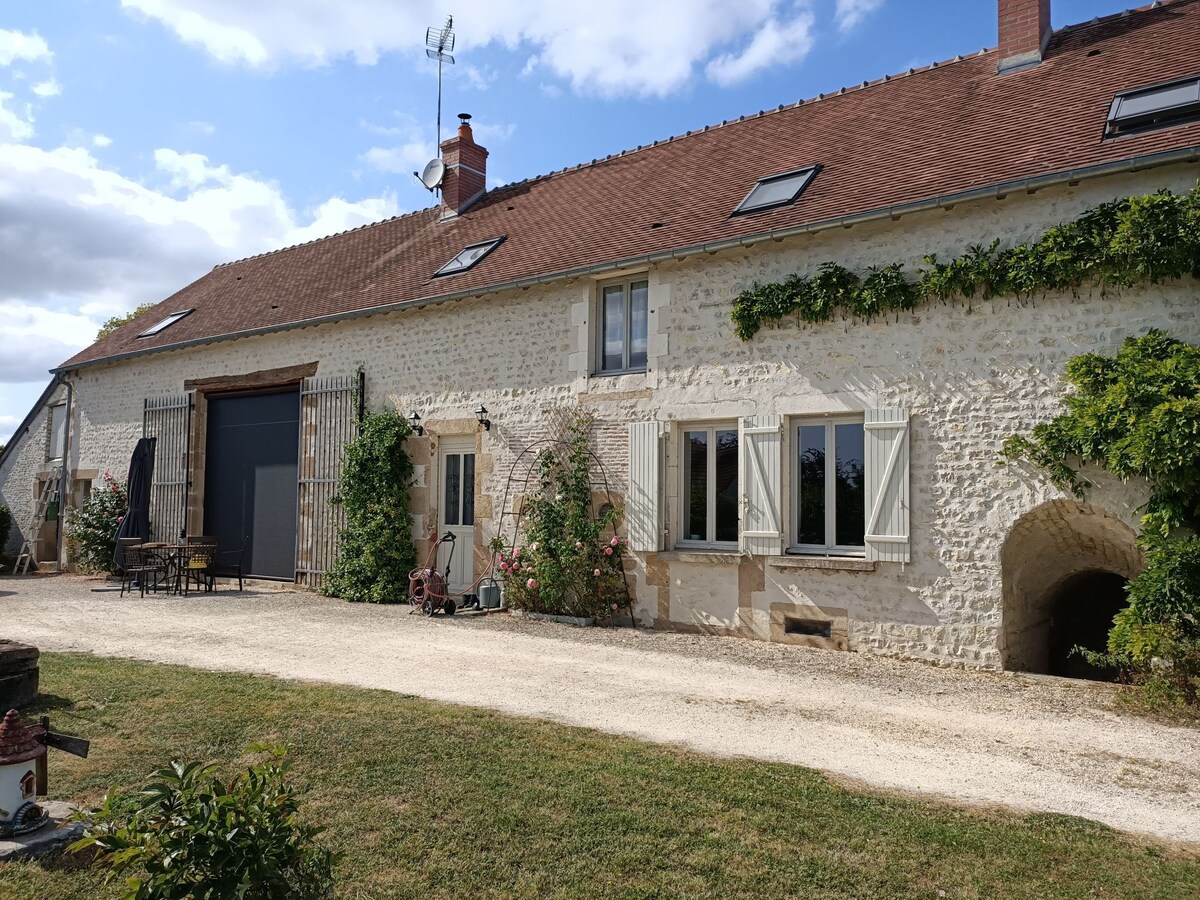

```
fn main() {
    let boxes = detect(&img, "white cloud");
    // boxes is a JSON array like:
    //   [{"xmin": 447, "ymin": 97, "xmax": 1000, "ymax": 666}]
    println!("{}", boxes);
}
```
[
  {"xmin": 0, "ymin": 29, "xmax": 52, "ymax": 66},
  {"xmin": 0, "ymin": 140, "xmax": 399, "ymax": 394},
  {"xmin": 93, "ymin": 134, "xmax": 113, "ymax": 148},
  {"xmin": 706, "ymin": 12, "xmax": 815, "ymax": 86},
  {"xmin": 472, "ymin": 121, "xmax": 516, "ymax": 143},
  {"xmin": 0, "ymin": 91, "xmax": 34, "ymax": 142},
  {"xmin": 835, "ymin": 0, "xmax": 885, "ymax": 32},
  {"xmin": 31, "ymin": 79, "xmax": 61, "ymax": 98},
  {"xmin": 120, "ymin": 0, "xmax": 818, "ymax": 97}
]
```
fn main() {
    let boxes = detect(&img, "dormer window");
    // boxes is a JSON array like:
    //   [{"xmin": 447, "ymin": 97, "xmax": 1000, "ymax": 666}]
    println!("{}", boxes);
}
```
[
  {"xmin": 1106, "ymin": 75, "xmax": 1200, "ymax": 138},
  {"xmin": 433, "ymin": 237, "xmax": 505, "ymax": 277},
  {"xmin": 138, "ymin": 310, "xmax": 193, "ymax": 338},
  {"xmin": 732, "ymin": 165, "xmax": 820, "ymax": 216}
]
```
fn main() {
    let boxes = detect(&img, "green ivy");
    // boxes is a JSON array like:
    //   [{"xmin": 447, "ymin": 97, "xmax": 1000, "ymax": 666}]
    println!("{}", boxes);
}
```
[
  {"xmin": 1003, "ymin": 332, "xmax": 1200, "ymax": 706},
  {"xmin": 322, "ymin": 409, "xmax": 415, "ymax": 604},
  {"xmin": 731, "ymin": 183, "xmax": 1200, "ymax": 341}
]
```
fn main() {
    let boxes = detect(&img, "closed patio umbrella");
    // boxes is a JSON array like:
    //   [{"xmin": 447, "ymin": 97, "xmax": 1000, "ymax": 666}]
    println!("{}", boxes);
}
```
[{"xmin": 113, "ymin": 436, "xmax": 156, "ymax": 571}]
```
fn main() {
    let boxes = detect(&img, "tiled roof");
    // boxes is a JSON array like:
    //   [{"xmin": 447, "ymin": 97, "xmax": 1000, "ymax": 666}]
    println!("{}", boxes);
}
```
[
  {"xmin": 60, "ymin": 0, "xmax": 1200, "ymax": 370},
  {"xmin": 0, "ymin": 709, "xmax": 44, "ymax": 766}
]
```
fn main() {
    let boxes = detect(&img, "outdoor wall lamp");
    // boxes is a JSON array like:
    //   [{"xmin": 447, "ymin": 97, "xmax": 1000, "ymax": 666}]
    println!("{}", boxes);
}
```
[
  {"xmin": 475, "ymin": 405, "xmax": 491, "ymax": 431},
  {"xmin": 407, "ymin": 410, "xmax": 424, "ymax": 436}
]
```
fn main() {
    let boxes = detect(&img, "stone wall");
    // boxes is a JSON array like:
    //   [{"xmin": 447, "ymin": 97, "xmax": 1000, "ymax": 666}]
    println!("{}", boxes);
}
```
[
  {"xmin": 0, "ymin": 382, "xmax": 69, "ymax": 564},
  {"xmin": 12, "ymin": 162, "xmax": 1200, "ymax": 667}
]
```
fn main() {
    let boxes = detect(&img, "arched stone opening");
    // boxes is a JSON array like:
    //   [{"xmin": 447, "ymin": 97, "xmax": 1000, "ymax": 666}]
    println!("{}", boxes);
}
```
[{"xmin": 1000, "ymin": 501, "xmax": 1141, "ymax": 678}]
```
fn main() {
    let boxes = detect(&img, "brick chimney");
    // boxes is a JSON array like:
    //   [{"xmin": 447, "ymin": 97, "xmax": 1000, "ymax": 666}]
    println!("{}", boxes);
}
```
[
  {"xmin": 998, "ymin": 0, "xmax": 1051, "ymax": 72},
  {"xmin": 440, "ymin": 113, "xmax": 488, "ymax": 218}
]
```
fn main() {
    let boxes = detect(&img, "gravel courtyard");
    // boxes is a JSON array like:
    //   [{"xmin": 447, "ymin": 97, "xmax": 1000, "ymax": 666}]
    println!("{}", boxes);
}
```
[{"xmin": 2, "ymin": 574, "xmax": 1197, "ymax": 844}]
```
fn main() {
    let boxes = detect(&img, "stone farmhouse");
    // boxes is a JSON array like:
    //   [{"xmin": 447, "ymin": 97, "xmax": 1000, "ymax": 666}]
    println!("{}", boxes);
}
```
[{"xmin": 3, "ymin": 0, "xmax": 1199, "ymax": 674}]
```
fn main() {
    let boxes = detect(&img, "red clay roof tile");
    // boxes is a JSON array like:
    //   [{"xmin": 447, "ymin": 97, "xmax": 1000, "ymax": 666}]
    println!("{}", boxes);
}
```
[{"xmin": 60, "ymin": 0, "xmax": 1200, "ymax": 370}]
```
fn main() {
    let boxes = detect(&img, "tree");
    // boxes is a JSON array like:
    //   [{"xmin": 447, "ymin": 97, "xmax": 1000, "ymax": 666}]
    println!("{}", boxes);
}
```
[{"xmin": 96, "ymin": 302, "xmax": 155, "ymax": 341}]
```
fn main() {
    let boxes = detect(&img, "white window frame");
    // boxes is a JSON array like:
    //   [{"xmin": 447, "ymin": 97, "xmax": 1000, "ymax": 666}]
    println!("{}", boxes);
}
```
[
  {"xmin": 677, "ymin": 422, "xmax": 739, "ymax": 550},
  {"xmin": 790, "ymin": 416, "xmax": 866, "ymax": 556},
  {"xmin": 46, "ymin": 403, "xmax": 66, "ymax": 462},
  {"xmin": 594, "ymin": 275, "xmax": 649, "ymax": 376}
]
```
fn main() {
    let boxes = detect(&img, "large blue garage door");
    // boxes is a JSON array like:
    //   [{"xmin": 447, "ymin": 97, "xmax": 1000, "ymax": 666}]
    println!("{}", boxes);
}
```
[{"xmin": 203, "ymin": 390, "xmax": 300, "ymax": 580}]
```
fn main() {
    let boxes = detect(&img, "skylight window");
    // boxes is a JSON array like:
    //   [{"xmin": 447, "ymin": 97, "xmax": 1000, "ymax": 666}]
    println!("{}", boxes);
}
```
[
  {"xmin": 433, "ymin": 237, "xmax": 505, "ymax": 277},
  {"xmin": 1106, "ymin": 75, "xmax": 1200, "ymax": 138},
  {"xmin": 732, "ymin": 165, "xmax": 820, "ymax": 216},
  {"xmin": 137, "ymin": 310, "xmax": 193, "ymax": 338}
]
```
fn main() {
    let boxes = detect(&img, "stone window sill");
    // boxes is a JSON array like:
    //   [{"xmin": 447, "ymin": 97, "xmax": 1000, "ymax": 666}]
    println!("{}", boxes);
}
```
[
  {"xmin": 659, "ymin": 550, "xmax": 743, "ymax": 565},
  {"xmin": 769, "ymin": 555, "xmax": 877, "ymax": 573}
]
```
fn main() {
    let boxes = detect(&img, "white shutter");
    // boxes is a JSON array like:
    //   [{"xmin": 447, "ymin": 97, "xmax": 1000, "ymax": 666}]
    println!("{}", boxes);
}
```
[
  {"xmin": 739, "ymin": 415, "xmax": 783, "ymax": 556},
  {"xmin": 864, "ymin": 408, "xmax": 910, "ymax": 563},
  {"xmin": 627, "ymin": 422, "xmax": 663, "ymax": 552}
]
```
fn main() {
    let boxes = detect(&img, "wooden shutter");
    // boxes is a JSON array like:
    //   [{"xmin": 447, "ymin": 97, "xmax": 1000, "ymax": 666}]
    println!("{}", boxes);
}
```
[
  {"xmin": 627, "ymin": 422, "xmax": 663, "ymax": 552},
  {"xmin": 739, "ymin": 415, "xmax": 783, "ymax": 556},
  {"xmin": 864, "ymin": 408, "xmax": 910, "ymax": 563}
]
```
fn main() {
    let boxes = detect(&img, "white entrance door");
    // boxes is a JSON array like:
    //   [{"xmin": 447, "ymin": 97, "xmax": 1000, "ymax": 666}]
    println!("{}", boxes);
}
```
[{"xmin": 438, "ymin": 438, "xmax": 476, "ymax": 592}]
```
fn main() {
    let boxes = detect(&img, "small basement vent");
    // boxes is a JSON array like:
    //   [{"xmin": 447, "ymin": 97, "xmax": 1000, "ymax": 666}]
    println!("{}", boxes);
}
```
[{"xmin": 784, "ymin": 617, "xmax": 832, "ymax": 638}]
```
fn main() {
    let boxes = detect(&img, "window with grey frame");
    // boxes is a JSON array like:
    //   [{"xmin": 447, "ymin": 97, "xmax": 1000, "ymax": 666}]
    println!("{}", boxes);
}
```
[
  {"xmin": 792, "ymin": 418, "xmax": 866, "ymax": 554},
  {"xmin": 46, "ymin": 403, "xmax": 66, "ymax": 462},
  {"xmin": 596, "ymin": 276, "xmax": 648, "ymax": 374},
  {"xmin": 678, "ymin": 424, "xmax": 739, "ymax": 548}
]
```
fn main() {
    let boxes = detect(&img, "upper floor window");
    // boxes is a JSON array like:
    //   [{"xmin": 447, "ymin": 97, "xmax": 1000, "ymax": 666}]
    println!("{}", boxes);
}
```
[
  {"xmin": 138, "ymin": 310, "xmax": 193, "ymax": 338},
  {"xmin": 679, "ymin": 424, "xmax": 739, "ymax": 549},
  {"xmin": 596, "ymin": 276, "xmax": 648, "ymax": 374},
  {"xmin": 732, "ymin": 165, "xmax": 819, "ymax": 216},
  {"xmin": 793, "ymin": 418, "xmax": 865, "ymax": 554},
  {"xmin": 47, "ymin": 403, "xmax": 66, "ymax": 462},
  {"xmin": 433, "ymin": 236, "xmax": 505, "ymax": 277},
  {"xmin": 1106, "ymin": 75, "xmax": 1200, "ymax": 138}
]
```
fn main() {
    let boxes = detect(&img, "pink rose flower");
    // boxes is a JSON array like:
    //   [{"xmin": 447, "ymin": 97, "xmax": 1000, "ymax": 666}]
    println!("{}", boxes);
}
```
[
  {"xmin": 610, "ymin": 536, "xmax": 620, "ymax": 547},
  {"xmin": 526, "ymin": 578, "xmax": 538, "ymax": 589},
  {"xmin": 513, "ymin": 547, "xmax": 521, "ymax": 558},
  {"xmin": 604, "ymin": 547, "xmax": 613, "ymax": 556},
  {"xmin": 593, "ymin": 568, "xmax": 601, "ymax": 576},
  {"xmin": 575, "ymin": 541, "xmax": 583, "ymax": 549}
]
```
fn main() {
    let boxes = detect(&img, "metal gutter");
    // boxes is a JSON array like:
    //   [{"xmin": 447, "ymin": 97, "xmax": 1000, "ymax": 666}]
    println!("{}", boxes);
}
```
[{"xmin": 55, "ymin": 144, "xmax": 1200, "ymax": 374}]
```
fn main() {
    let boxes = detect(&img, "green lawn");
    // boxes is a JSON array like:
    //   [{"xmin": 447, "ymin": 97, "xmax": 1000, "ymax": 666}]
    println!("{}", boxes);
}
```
[{"xmin": 1, "ymin": 653, "xmax": 1196, "ymax": 899}]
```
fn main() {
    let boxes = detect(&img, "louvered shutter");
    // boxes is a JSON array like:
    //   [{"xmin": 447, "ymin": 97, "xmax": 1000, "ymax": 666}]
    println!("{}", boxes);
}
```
[
  {"xmin": 739, "ymin": 415, "xmax": 783, "ymax": 556},
  {"xmin": 627, "ymin": 422, "xmax": 663, "ymax": 552},
  {"xmin": 864, "ymin": 408, "xmax": 910, "ymax": 563}
]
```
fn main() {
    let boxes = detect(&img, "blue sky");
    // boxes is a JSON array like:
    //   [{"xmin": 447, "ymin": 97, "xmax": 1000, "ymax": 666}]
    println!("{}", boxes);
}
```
[{"xmin": 0, "ymin": 0, "xmax": 1135, "ymax": 442}]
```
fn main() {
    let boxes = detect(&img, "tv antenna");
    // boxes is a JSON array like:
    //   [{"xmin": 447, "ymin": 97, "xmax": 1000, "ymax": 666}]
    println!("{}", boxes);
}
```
[{"xmin": 425, "ymin": 15, "xmax": 456, "ymax": 151}]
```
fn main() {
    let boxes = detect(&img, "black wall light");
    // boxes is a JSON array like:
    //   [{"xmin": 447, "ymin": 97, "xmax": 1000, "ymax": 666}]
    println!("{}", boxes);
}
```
[
  {"xmin": 475, "ymin": 405, "xmax": 491, "ymax": 431},
  {"xmin": 407, "ymin": 411, "xmax": 424, "ymax": 436}
]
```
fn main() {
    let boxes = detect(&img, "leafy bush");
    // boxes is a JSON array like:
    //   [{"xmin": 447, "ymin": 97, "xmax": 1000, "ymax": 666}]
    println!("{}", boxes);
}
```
[
  {"xmin": 72, "ymin": 745, "xmax": 336, "ymax": 899},
  {"xmin": 1003, "ymin": 332, "xmax": 1200, "ymax": 707},
  {"xmin": 323, "ymin": 408, "xmax": 415, "ymax": 603},
  {"xmin": 65, "ymin": 473, "xmax": 128, "ymax": 574},
  {"xmin": 0, "ymin": 502, "xmax": 13, "ymax": 552},
  {"xmin": 731, "ymin": 182, "xmax": 1200, "ymax": 340},
  {"xmin": 493, "ymin": 415, "xmax": 628, "ymax": 620}
]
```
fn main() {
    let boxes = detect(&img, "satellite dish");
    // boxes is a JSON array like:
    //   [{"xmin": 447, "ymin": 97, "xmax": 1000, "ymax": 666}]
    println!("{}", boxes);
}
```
[{"xmin": 419, "ymin": 158, "xmax": 446, "ymax": 191}]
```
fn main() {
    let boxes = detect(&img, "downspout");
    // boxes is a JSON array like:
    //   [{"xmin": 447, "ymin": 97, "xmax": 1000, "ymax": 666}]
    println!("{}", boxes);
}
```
[{"xmin": 55, "ymin": 373, "xmax": 73, "ymax": 572}]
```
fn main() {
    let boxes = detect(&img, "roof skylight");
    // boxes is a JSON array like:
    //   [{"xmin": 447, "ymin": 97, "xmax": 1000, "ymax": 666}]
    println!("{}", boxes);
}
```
[
  {"xmin": 1106, "ymin": 75, "xmax": 1200, "ymax": 138},
  {"xmin": 732, "ymin": 166, "xmax": 820, "ymax": 216},
  {"xmin": 434, "ymin": 237, "xmax": 505, "ymax": 277},
  {"xmin": 137, "ymin": 310, "xmax": 193, "ymax": 338}
]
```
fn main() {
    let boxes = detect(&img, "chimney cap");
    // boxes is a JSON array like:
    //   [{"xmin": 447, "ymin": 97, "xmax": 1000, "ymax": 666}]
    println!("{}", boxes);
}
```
[{"xmin": 458, "ymin": 112, "xmax": 472, "ymax": 124}]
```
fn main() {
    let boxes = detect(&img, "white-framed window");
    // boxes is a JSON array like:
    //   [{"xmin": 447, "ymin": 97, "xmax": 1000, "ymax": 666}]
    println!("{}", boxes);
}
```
[
  {"xmin": 678, "ymin": 423, "xmax": 739, "ymax": 549},
  {"xmin": 46, "ymin": 403, "xmax": 66, "ymax": 462},
  {"xmin": 595, "ymin": 275, "xmax": 648, "ymax": 374},
  {"xmin": 791, "ymin": 417, "xmax": 866, "ymax": 554}
]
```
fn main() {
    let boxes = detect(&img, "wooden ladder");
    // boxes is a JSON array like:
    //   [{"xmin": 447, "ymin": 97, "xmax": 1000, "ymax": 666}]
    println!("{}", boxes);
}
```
[{"xmin": 15, "ymin": 467, "xmax": 62, "ymax": 575}]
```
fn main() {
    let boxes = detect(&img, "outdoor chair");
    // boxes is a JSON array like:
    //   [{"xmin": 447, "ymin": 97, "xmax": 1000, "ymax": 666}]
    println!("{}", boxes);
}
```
[
  {"xmin": 120, "ymin": 544, "xmax": 167, "ymax": 598},
  {"xmin": 117, "ymin": 537, "xmax": 145, "ymax": 596},
  {"xmin": 177, "ymin": 541, "xmax": 217, "ymax": 594},
  {"xmin": 210, "ymin": 539, "xmax": 248, "ymax": 591}
]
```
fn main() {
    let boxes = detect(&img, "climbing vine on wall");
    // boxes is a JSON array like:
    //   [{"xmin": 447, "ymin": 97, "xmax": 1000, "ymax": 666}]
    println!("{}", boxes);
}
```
[
  {"xmin": 730, "ymin": 183, "xmax": 1200, "ymax": 341},
  {"xmin": 1002, "ymin": 331, "xmax": 1200, "ymax": 707},
  {"xmin": 322, "ymin": 409, "xmax": 415, "ymax": 604}
]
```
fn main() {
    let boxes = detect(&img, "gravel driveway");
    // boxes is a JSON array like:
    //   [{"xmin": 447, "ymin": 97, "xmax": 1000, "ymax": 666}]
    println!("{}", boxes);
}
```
[{"xmin": 3, "ymin": 575, "xmax": 1198, "ymax": 844}]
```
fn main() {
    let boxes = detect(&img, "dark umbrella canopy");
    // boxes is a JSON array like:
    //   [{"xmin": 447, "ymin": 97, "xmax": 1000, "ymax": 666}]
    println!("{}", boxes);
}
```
[{"xmin": 113, "ymin": 436, "xmax": 156, "ymax": 570}]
